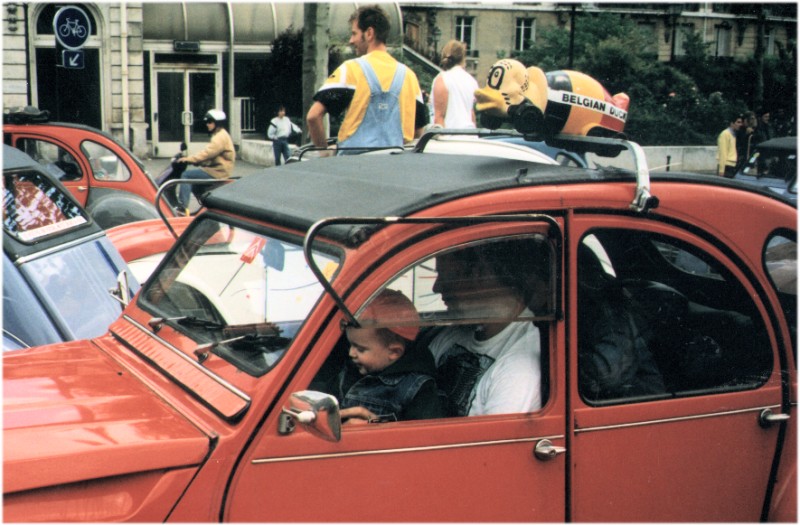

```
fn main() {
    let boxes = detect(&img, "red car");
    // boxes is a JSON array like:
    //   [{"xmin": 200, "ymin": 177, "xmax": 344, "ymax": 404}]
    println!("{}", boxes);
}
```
[
  {"xmin": 3, "ymin": 107, "xmax": 175, "ymax": 228},
  {"xmin": 3, "ymin": 132, "xmax": 796, "ymax": 521}
]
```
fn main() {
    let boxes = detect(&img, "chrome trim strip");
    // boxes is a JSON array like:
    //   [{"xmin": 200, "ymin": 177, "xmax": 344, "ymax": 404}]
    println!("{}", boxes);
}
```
[
  {"xmin": 252, "ymin": 434, "xmax": 565, "ymax": 465},
  {"xmin": 575, "ymin": 404, "xmax": 782, "ymax": 434},
  {"xmin": 120, "ymin": 315, "xmax": 251, "ymax": 403},
  {"xmin": 14, "ymin": 230, "xmax": 107, "ymax": 266}
]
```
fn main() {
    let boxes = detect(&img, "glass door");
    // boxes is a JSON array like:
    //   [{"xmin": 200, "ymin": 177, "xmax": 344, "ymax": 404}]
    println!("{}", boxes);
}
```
[{"xmin": 153, "ymin": 69, "xmax": 219, "ymax": 157}]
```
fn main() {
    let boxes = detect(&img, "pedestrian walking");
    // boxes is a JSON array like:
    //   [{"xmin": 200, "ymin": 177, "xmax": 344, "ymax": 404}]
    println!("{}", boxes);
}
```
[{"xmin": 268, "ymin": 104, "xmax": 301, "ymax": 166}]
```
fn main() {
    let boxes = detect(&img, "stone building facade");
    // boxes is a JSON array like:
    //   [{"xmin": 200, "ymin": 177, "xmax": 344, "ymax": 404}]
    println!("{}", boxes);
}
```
[
  {"xmin": 401, "ymin": 3, "xmax": 797, "ymax": 86},
  {"xmin": 3, "ymin": 3, "xmax": 796, "ymax": 158}
]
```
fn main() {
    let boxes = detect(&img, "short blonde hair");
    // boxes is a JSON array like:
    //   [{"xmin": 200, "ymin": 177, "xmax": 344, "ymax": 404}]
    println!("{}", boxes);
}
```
[{"xmin": 440, "ymin": 40, "xmax": 467, "ymax": 70}]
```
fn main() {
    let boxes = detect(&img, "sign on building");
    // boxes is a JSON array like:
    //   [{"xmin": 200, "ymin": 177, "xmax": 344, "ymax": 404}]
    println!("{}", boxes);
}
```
[{"xmin": 53, "ymin": 6, "xmax": 91, "ymax": 69}]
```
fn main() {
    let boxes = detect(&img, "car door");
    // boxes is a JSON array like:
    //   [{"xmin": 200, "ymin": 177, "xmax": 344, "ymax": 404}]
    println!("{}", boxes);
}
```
[
  {"xmin": 223, "ymin": 220, "xmax": 567, "ymax": 521},
  {"xmin": 568, "ymin": 216, "xmax": 787, "ymax": 521}
]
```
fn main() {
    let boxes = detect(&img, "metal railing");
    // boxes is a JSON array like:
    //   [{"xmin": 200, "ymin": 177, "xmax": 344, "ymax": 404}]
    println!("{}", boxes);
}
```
[{"xmin": 240, "ymin": 97, "xmax": 257, "ymax": 133}]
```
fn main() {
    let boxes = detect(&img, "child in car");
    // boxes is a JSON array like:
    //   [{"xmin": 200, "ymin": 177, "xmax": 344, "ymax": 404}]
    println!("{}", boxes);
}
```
[{"xmin": 335, "ymin": 289, "xmax": 443, "ymax": 424}]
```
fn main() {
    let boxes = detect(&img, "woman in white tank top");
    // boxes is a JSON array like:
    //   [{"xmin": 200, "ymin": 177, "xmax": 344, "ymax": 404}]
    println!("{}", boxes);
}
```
[{"xmin": 430, "ymin": 40, "xmax": 479, "ymax": 128}]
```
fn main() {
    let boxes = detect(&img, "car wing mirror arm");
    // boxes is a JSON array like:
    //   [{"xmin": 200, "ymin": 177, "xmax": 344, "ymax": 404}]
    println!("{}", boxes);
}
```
[{"xmin": 109, "ymin": 270, "xmax": 131, "ymax": 308}]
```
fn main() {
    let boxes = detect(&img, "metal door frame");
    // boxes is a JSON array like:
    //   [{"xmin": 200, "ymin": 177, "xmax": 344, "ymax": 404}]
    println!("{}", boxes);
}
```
[{"xmin": 150, "ymin": 61, "xmax": 221, "ymax": 157}]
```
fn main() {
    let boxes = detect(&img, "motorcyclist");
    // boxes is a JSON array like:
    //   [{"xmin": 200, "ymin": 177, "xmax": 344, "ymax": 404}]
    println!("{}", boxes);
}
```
[{"xmin": 176, "ymin": 109, "xmax": 236, "ymax": 215}]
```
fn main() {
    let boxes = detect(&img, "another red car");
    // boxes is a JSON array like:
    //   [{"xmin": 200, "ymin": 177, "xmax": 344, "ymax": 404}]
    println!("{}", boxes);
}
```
[
  {"xmin": 3, "ymin": 106, "xmax": 175, "ymax": 228},
  {"xmin": 3, "ymin": 132, "xmax": 796, "ymax": 521}
]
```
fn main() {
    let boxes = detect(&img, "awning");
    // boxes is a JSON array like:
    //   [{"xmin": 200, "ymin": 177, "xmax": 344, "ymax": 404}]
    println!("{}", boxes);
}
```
[{"xmin": 142, "ymin": 2, "xmax": 403, "ymax": 45}]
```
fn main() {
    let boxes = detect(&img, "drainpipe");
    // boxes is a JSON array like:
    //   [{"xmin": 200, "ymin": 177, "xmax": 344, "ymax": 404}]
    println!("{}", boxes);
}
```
[
  {"xmin": 227, "ymin": 2, "xmax": 235, "ymax": 132},
  {"xmin": 120, "ymin": 0, "xmax": 130, "ymax": 147}
]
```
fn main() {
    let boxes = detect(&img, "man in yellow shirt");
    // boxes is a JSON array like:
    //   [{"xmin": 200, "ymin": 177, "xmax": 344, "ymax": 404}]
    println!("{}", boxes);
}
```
[
  {"xmin": 306, "ymin": 5, "xmax": 428, "ymax": 154},
  {"xmin": 717, "ymin": 114, "xmax": 743, "ymax": 178}
]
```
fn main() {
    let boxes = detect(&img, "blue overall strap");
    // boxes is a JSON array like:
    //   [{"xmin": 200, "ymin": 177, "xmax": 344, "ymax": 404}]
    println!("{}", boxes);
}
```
[{"xmin": 356, "ymin": 56, "xmax": 407, "ymax": 97}]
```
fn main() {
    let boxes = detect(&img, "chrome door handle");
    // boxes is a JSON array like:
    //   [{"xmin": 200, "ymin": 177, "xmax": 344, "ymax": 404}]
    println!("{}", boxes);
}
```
[
  {"xmin": 760, "ymin": 408, "xmax": 790, "ymax": 428},
  {"xmin": 76, "ymin": 186, "xmax": 87, "ymax": 192},
  {"xmin": 534, "ymin": 439, "xmax": 566, "ymax": 461}
]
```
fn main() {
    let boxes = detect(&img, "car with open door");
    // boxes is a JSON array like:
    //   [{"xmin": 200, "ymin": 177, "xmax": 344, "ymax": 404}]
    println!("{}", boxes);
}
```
[
  {"xmin": 3, "ymin": 106, "xmax": 177, "ymax": 228},
  {"xmin": 3, "ymin": 132, "xmax": 795, "ymax": 522}
]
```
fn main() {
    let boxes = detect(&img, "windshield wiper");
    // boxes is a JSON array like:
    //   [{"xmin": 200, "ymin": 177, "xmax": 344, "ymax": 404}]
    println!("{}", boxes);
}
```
[
  {"xmin": 223, "ymin": 322, "xmax": 290, "ymax": 351},
  {"xmin": 148, "ymin": 315, "xmax": 225, "ymax": 332},
  {"xmin": 194, "ymin": 335, "xmax": 246, "ymax": 363}
]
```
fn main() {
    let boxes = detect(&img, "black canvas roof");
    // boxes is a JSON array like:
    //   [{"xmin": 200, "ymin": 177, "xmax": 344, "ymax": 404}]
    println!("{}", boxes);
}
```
[
  {"xmin": 203, "ymin": 152, "xmax": 604, "ymax": 245},
  {"xmin": 755, "ymin": 136, "xmax": 797, "ymax": 154}
]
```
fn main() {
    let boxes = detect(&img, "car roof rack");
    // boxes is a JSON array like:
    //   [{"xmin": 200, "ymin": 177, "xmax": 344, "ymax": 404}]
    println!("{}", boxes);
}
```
[
  {"xmin": 415, "ymin": 128, "xmax": 658, "ymax": 213},
  {"xmin": 3, "ymin": 106, "xmax": 51, "ymax": 125}
]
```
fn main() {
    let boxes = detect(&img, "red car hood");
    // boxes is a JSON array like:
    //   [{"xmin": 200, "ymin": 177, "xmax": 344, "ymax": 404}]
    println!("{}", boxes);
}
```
[{"xmin": 3, "ymin": 339, "xmax": 210, "ymax": 494}]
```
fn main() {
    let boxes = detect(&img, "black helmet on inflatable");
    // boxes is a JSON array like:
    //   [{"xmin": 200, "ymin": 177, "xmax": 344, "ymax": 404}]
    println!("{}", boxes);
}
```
[{"xmin": 203, "ymin": 109, "xmax": 227, "ymax": 126}]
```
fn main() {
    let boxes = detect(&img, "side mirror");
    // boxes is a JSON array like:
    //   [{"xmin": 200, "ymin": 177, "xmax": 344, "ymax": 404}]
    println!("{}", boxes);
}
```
[
  {"xmin": 109, "ymin": 270, "xmax": 131, "ymax": 308},
  {"xmin": 278, "ymin": 390, "xmax": 341, "ymax": 442}
]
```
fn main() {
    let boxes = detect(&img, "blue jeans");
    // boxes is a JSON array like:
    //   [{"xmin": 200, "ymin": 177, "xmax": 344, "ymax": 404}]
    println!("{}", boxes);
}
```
[
  {"xmin": 178, "ymin": 168, "xmax": 215, "ymax": 208},
  {"xmin": 272, "ymin": 138, "xmax": 291, "ymax": 166}
]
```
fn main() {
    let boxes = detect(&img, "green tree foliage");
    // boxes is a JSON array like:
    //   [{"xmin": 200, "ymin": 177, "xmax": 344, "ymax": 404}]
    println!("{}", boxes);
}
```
[
  {"xmin": 266, "ymin": 26, "xmax": 305, "ymax": 120},
  {"xmin": 514, "ymin": 12, "xmax": 795, "ymax": 145}
]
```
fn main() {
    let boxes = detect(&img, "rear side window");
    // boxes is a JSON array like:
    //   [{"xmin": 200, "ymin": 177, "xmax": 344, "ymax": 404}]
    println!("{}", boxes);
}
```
[
  {"xmin": 3, "ymin": 170, "xmax": 87, "ymax": 241},
  {"xmin": 578, "ymin": 230, "xmax": 773, "ymax": 405},
  {"xmin": 764, "ymin": 232, "xmax": 797, "ymax": 354},
  {"xmin": 16, "ymin": 138, "xmax": 83, "ymax": 181},
  {"xmin": 81, "ymin": 140, "xmax": 131, "ymax": 181}
]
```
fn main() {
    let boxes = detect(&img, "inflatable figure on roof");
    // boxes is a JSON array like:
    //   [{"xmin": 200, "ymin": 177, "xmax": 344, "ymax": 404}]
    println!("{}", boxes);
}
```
[{"xmin": 474, "ymin": 59, "xmax": 630, "ymax": 138}]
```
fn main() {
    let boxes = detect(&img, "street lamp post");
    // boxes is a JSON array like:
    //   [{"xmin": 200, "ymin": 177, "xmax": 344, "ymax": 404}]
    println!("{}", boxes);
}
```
[
  {"xmin": 665, "ymin": 4, "xmax": 682, "ymax": 62},
  {"xmin": 429, "ymin": 26, "xmax": 442, "ymax": 63}
]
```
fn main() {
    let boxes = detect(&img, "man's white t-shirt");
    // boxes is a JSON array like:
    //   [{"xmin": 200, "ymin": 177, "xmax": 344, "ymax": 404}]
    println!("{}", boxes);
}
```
[{"xmin": 429, "ymin": 316, "xmax": 541, "ymax": 416}]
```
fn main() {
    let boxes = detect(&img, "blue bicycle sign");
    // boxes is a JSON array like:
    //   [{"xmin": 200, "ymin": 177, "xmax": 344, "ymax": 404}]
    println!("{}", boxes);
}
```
[{"xmin": 53, "ymin": 6, "xmax": 91, "ymax": 50}]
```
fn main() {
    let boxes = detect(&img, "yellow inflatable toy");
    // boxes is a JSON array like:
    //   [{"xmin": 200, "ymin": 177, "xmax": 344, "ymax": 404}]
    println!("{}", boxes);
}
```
[{"xmin": 474, "ymin": 59, "xmax": 630, "ymax": 138}]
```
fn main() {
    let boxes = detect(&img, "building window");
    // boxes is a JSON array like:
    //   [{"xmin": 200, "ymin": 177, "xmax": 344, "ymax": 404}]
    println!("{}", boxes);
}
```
[
  {"xmin": 515, "ymin": 18, "xmax": 535, "ymax": 51},
  {"xmin": 636, "ymin": 22, "xmax": 658, "ymax": 56},
  {"xmin": 715, "ymin": 24, "xmax": 733, "ymax": 57},
  {"xmin": 674, "ymin": 24, "xmax": 695, "ymax": 57},
  {"xmin": 455, "ymin": 16, "xmax": 476, "ymax": 56},
  {"xmin": 763, "ymin": 28, "xmax": 776, "ymax": 56}
]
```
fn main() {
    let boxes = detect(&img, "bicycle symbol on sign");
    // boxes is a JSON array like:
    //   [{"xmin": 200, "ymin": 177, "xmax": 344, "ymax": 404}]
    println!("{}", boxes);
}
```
[{"xmin": 58, "ymin": 18, "xmax": 87, "ymax": 39}]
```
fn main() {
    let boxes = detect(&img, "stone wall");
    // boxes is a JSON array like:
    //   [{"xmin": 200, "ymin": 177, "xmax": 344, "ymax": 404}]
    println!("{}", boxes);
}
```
[
  {"xmin": 588, "ymin": 146, "xmax": 718, "ymax": 174},
  {"xmin": 240, "ymin": 139, "xmax": 718, "ymax": 173},
  {"xmin": 3, "ymin": 3, "xmax": 29, "ymax": 108}
]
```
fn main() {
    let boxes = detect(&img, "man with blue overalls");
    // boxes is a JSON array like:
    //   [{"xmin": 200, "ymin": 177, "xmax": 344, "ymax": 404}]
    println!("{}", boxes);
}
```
[{"xmin": 306, "ymin": 5, "xmax": 429, "ymax": 155}]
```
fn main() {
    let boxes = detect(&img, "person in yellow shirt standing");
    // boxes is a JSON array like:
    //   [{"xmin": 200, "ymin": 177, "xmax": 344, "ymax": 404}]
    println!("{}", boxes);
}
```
[
  {"xmin": 717, "ymin": 114, "xmax": 743, "ymax": 178},
  {"xmin": 306, "ymin": 5, "xmax": 428, "ymax": 155}
]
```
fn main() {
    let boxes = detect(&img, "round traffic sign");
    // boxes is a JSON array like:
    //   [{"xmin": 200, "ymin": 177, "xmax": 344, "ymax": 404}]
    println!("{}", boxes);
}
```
[{"xmin": 53, "ymin": 6, "xmax": 91, "ymax": 50}]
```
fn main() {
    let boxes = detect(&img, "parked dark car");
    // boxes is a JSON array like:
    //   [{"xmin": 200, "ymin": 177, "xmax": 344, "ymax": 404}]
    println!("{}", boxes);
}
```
[
  {"xmin": 735, "ymin": 136, "xmax": 797, "ymax": 203},
  {"xmin": 4, "ymin": 133, "xmax": 795, "ymax": 522},
  {"xmin": 4, "ymin": 106, "xmax": 176, "ymax": 228},
  {"xmin": 2, "ymin": 145, "xmax": 139, "ymax": 350}
]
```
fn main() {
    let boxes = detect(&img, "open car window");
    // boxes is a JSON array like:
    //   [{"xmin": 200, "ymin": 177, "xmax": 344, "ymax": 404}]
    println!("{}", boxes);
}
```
[
  {"xmin": 380, "ymin": 234, "xmax": 556, "ymax": 327},
  {"xmin": 308, "ymin": 233, "xmax": 556, "ymax": 422}
]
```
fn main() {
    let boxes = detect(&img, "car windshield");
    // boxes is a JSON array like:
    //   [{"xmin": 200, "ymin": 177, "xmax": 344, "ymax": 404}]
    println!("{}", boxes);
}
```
[{"xmin": 139, "ymin": 217, "xmax": 339, "ymax": 376}]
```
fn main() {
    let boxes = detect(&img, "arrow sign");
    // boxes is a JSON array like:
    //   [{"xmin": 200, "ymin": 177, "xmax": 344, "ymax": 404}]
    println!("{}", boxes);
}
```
[{"xmin": 60, "ymin": 49, "xmax": 84, "ymax": 69}]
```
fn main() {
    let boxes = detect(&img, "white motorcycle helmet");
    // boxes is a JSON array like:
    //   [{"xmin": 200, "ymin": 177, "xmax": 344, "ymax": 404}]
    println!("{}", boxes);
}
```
[{"xmin": 203, "ymin": 109, "xmax": 227, "ymax": 125}]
